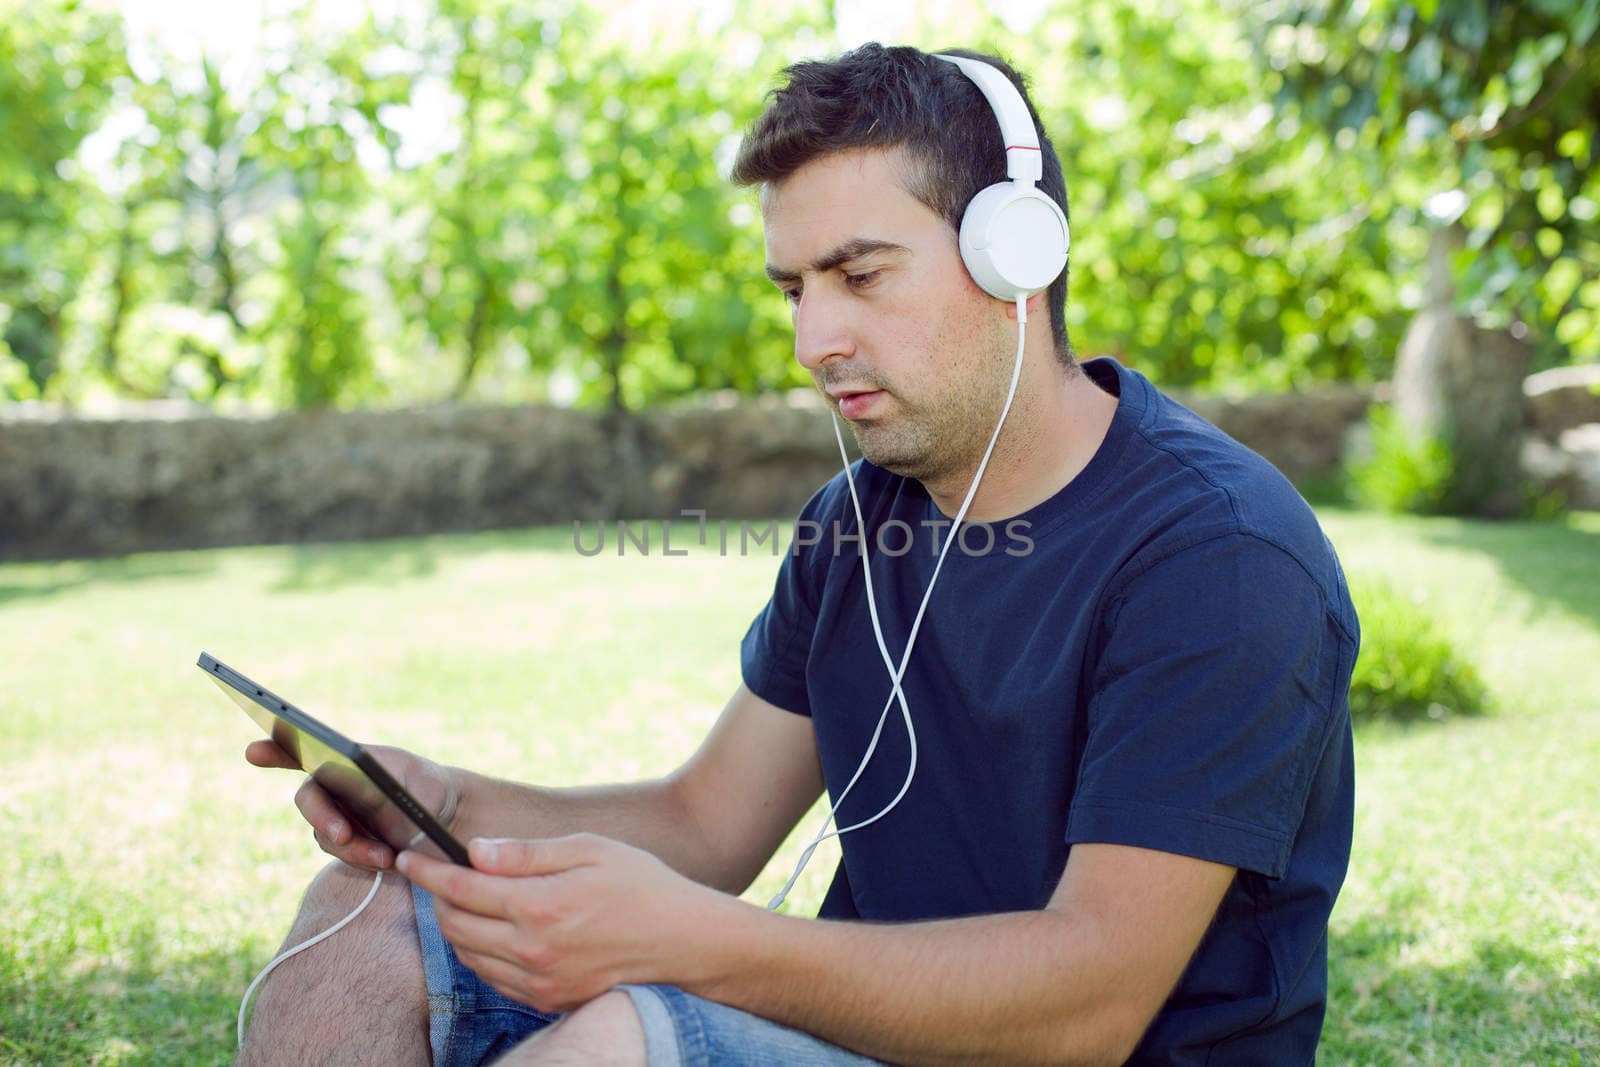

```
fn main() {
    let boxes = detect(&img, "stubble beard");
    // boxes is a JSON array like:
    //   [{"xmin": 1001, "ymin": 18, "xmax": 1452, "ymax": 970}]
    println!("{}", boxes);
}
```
[{"xmin": 840, "ymin": 333, "xmax": 1017, "ymax": 488}]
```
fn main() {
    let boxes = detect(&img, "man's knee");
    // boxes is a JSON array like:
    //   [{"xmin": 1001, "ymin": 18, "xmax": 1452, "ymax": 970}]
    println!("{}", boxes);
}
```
[
  {"xmin": 296, "ymin": 862, "xmax": 414, "ymax": 936},
  {"xmin": 307, "ymin": 860, "xmax": 398, "ymax": 908},
  {"xmin": 238, "ymin": 864, "xmax": 429, "ymax": 1061},
  {"xmin": 507, "ymin": 990, "xmax": 646, "ymax": 1066}
]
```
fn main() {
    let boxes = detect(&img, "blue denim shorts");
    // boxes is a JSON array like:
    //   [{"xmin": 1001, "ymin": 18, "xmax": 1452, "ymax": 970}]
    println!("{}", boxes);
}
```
[{"xmin": 411, "ymin": 883, "xmax": 888, "ymax": 1066}]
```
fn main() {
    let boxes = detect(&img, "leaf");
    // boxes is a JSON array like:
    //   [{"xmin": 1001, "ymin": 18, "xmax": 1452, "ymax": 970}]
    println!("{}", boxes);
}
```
[
  {"xmin": 1405, "ymin": 33, "xmax": 1444, "ymax": 86},
  {"xmin": 1506, "ymin": 38, "xmax": 1551, "ymax": 109},
  {"xmin": 1537, "ymin": 183, "xmax": 1566, "ymax": 223},
  {"xmin": 1449, "ymin": 3, "xmax": 1490, "ymax": 51},
  {"xmin": 1557, "ymin": 128, "xmax": 1591, "ymax": 165},
  {"xmin": 1574, "ymin": 0, "xmax": 1600, "ymax": 47}
]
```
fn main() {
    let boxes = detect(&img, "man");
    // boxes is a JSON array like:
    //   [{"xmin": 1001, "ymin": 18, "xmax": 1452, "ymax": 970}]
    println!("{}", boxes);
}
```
[{"xmin": 241, "ymin": 43, "xmax": 1356, "ymax": 1066}]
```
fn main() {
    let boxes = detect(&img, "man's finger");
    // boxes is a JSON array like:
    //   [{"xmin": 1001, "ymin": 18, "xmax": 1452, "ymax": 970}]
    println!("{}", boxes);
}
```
[
  {"xmin": 431, "ymin": 895, "xmax": 518, "ymax": 957},
  {"xmin": 467, "ymin": 834, "xmax": 604, "ymax": 877},
  {"xmin": 295, "ymin": 777, "xmax": 356, "ymax": 844},
  {"xmin": 244, "ymin": 740, "xmax": 298, "ymax": 770},
  {"xmin": 398, "ymin": 849, "xmax": 519, "ymax": 918}
]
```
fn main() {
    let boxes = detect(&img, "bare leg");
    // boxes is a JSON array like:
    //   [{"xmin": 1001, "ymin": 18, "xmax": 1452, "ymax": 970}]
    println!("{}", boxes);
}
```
[
  {"xmin": 495, "ymin": 991, "xmax": 646, "ymax": 1067},
  {"xmin": 236, "ymin": 862, "xmax": 431, "ymax": 1066}
]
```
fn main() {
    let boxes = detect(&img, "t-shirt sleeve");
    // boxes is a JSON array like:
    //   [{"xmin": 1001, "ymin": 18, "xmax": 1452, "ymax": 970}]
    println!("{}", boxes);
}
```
[
  {"xmin": 1066, "ymin": 532, "xmax": 1347, "ymax": 879},
  {"xmin": 739, "ymin": 485, "xmax": 838, "ymax": 717}
]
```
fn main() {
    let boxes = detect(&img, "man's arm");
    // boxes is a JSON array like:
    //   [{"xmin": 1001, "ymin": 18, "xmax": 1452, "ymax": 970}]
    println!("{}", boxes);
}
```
[
  {"xmin": 449, "ymin": 683, "xmax": 824, "ymax": 894},
  {"xmin": 699, "ymin": 842, "xmax": 1235, "ymax": 1067},
  {"xmin": 403, "ymin": 834, "xmax": 1234, "ymax": 1067},
  {"xmin": 252, "ymin": 684, "xmax": 824, "ymax": 895}
]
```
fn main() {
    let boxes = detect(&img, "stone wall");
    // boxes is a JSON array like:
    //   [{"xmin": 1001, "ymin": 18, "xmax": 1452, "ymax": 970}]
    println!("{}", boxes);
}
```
[
  {"xmin": 8, "ymin": 372, "xmax": 1589, "ymax": 563},
  {"xmin": 0, "ymin": 395, "xmax": 848, "ymax": 561},
  {"xmin": 1520, "ymin": 364, "xmax": 1600, "ymax": 512},
  {"xmin": 1524, "ymin": 364, "xmax": 1600, "ymax": 439},
  {"xmin": 1171, "ymin": 383, "xmax": 1376, "ymax": 485}
]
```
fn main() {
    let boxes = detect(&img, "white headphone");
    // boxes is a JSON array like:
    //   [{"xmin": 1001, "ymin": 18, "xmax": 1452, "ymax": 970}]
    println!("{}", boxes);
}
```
[{"xmin": 934, "ymin": 53, "xmax": 1070, "ymax": 301}]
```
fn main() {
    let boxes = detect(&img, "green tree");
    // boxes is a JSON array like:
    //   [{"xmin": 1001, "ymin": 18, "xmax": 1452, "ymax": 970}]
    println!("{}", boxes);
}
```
[
  {"xmin": 445, "ymin": 3, "xmax": 822, "ymax": 411},
  {"xmin": 245, "ymin": 7, "xmax": 411, "ymax": 408},
  {"xmin": 377, "ymin": 1, "xmax": 823, "ymax": 410},
  {"xmin": 1253, "ymin": 0, "xmax": 1600, "ymax": 513},
  {"xmin": 881, "ymin": 0, "xmax": 1412, "ymax": 390},
  {"xmin": 24, "ymin": 0, "xmax": 1497, "ymax": 413},
  {"xmin": 1253, "ymin": 0, "xmax": 1599, "ymax": 362},
  {"xmin": 379, "ymin": 0, "xmax": 562, "ymax": 401},
  {"xmin": 0, "ymin": 0, "xmax": 126, "ymax": 400},
  {"xmin": 90, "ymin": 51, "xmax": 271, "ymax": 401},
  {"xmin": 64, "ymin": 17, "xmax": 393, "ymax": 409}
]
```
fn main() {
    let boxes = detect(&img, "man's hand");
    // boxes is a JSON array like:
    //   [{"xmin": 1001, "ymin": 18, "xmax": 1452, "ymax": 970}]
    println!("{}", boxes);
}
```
[
  {"xmin": 397, "ymin": 833, "xmax": 735, "ymax": 1014},
  {"xmin": 244, "ymin": 740, "xmax": 460, "ymax": 871}
]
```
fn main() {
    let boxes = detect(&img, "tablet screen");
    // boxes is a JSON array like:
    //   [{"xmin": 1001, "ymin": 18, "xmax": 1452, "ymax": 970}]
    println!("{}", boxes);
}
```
[{"xmin": 202, "ymin": 654, "xmax": 467, "ymax": 863}]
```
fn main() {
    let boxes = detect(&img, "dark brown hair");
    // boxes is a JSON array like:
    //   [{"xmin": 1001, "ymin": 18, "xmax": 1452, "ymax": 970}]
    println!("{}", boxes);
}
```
[{"xmin": 731, "ymin": 42, "xmax": 1072, "ymax": 363}]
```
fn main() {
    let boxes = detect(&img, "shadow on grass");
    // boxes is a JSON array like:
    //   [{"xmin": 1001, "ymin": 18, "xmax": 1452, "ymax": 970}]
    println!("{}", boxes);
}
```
[
  {"xmin": 0, "ymin": 553, "xmax": 219, "ymax": 608},
  {"xmin": 266, "ymin": 524, "xmax": 605, "ymax": 593},
  {"xmin": 12, "ymin": 906, "xmax": 1595, "ymax": 1065},
  {"xmin": 1327, "ymin": 908, "xmax": 1600, "ymax": 1063},
  {"xmin": 1, "ymin": 520, "xmax": 737, "ymax": 602},
  {"xmin": 271, "ymin": 539, "xmax": 442, "ymax": 593},
  {"xmin": 1, "ymin": 924, "xmax": 256, "ymax": 1066},
  {"xmin": 1418, "ymin": 515, "xmax": 1600, "ymax": 634}
]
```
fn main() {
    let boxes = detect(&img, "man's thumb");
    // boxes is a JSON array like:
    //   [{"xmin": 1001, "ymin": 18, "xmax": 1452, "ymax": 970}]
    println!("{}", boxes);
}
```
[{"xmin": 469, "ymin": 833, "xmax": 599, "ymax": 875}]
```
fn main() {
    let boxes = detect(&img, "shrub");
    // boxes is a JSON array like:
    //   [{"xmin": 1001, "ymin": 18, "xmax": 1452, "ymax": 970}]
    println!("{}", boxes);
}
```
[
  {"xmin": 1346, "ymin": 404, "xmax": 1454, "ymax": 515},
  {"xmin": 1347, "ymin": 575, "xmax": 1489, "ymax": 724}
]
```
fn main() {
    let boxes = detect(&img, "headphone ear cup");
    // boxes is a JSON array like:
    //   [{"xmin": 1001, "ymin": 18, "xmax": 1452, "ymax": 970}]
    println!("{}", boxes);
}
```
[{"xmin": 957, "ymin": 182, "xmax": 1070, "ymax": 300}]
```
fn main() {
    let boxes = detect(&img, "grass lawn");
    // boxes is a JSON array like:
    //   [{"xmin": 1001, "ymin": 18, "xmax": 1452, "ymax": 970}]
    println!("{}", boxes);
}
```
[{"xmin": 2, "ymin": 510, "xmax": 1597, "ymax": 1065}]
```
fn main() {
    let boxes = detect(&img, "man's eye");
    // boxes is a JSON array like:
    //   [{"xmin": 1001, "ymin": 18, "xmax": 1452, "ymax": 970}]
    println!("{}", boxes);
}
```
[
  {"xmin": 845, "ymin": 271, "xmax": 881, "ymax": 290},
  {"xmin": 782, "ymin": 287, "xmax": 802, "ymax": 306}
]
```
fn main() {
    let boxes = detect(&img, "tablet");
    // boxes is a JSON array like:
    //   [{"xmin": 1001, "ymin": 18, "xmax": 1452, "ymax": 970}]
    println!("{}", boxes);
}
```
[{"xmin": 199, "ymin": 652, "xmax": 469, "ymax": 865}]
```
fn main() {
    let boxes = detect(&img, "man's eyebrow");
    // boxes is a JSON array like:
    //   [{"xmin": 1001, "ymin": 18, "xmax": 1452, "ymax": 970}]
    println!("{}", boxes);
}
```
[{"xmin": 764, "ymin": 238, "xmax": 910, "ymax": 284}]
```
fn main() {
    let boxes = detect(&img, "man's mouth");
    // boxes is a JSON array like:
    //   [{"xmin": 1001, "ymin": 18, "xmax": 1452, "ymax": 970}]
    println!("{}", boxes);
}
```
[{"xmin": 827, "ymin": 387, "xmax": 885, "ymax": 420}]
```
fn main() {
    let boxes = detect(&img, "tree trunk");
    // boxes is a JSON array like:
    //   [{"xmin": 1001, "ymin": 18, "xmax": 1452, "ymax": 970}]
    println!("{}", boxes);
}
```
[
  {"xmin": 1391, "ymin": 224, "xmax": 1532, "ymax": 517},
  {"xmin": 100, "ymin": 207, "xmax": 135, "ymax": 382},
  {"xmin": 208, "ymin": 184, "xmax": 246, "ymax": 336},
  {"xmin": 452, "ymin": 270, "xmax": 495, "ymax": 400}
]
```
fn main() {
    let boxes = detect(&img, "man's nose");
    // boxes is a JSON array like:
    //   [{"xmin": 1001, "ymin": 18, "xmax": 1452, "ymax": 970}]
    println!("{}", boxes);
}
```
[{"xmin": 792, "ymin": 288, "xmax": 856, "ymax": 372}]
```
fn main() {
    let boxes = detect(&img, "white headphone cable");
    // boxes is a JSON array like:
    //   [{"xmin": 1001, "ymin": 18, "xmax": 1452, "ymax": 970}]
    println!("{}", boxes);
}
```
[
  {"xmin": 237, "ymin": 868, "xmax": 386, "ymax": 1047},
  {"xmin": 769, "ymin": 297, "xmax": 1029, "ymax": 910}
]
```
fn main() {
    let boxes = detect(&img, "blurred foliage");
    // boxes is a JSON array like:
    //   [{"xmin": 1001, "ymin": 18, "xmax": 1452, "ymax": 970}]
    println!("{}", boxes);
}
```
[
  {"xmin": 376, "ymin": 1, "xmax": 820, "ymax": 410},
  {"xmin": 1347, "ymin": 403, "xmax": 1453, "ymax": 513},
  {"xmin": 0, "ymin": 0, "xmax": 1594, "ymax": 410},
  {"xmin": 1252, "ymin": 0, "xmax": 1600, "ymax": 368},
  {"xmin": 1000, "ymin": 1, "xmax": 1410, "ymax": 388},
  {"xmin": 1346, "ymin": 574, "xmax": 1490, "ymax": 723},
  {"xmin": 0, "ymin": 0, "xmax": 126, "ymax": 398}
]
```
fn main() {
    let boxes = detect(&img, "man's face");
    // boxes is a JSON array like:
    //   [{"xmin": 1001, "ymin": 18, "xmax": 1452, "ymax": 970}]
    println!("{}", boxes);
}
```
[{"xmin": 761, "ymin": 148, "xmax": 1014, "ymax": 485}]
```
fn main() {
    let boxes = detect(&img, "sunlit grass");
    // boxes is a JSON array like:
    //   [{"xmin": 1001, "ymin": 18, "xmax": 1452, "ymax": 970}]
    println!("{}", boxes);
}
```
[
  {"xmin": 1, "ymin": 524, "xmax": 839, "ymax": 1064},
  {"xmin": 1316, "ymin": 509, "xmax": 1600, "ymax": 1065},
  {"xmin": 2, "ymin": 511, "xmax": 1597, "ymax": 1064}
]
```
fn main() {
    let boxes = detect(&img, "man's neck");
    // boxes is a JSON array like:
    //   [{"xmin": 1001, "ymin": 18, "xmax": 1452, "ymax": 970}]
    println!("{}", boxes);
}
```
[{"xmin": 922, "ymin": 359, "xmax": 1119, "ymax": 523}]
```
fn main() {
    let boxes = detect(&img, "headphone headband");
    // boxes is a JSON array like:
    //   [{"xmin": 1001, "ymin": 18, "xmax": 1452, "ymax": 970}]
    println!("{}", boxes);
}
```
[{"xmin": 933, "ymin": 54, "xmax": 1043, "ymax": 185}]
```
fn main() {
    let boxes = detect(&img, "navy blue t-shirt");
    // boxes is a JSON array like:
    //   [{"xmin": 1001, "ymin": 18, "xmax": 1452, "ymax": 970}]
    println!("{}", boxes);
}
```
[{"xmin": 740, "ymin": 358, "xmax": 1357, "ymax": 1064}]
